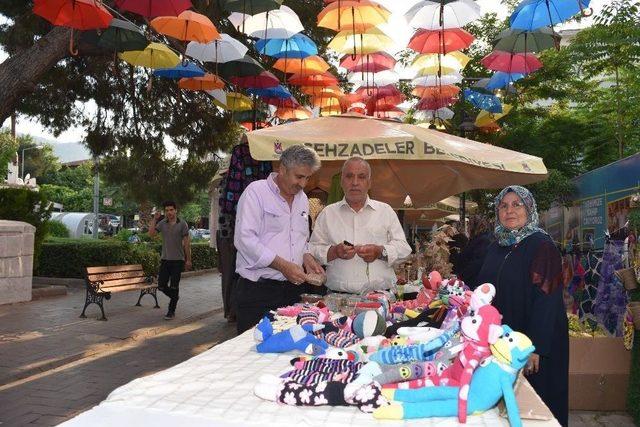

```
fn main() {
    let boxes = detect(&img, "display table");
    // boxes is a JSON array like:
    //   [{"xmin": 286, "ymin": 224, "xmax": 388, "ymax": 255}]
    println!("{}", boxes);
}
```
[{"xmin": 61, "ymin": 330, "xmax": 560, "ymax": 427}]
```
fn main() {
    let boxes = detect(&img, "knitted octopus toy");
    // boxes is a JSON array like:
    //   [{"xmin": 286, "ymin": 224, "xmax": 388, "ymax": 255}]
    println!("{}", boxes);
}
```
[{"xmin": 373, "ymin": 325, "xmax": 535, "ymax": 427}]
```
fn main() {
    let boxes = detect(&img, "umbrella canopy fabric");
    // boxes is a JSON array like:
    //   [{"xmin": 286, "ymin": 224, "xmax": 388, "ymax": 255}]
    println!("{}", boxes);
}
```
[
  {"xmin": 151, "ymin": 11, "xmax": 220, "ymax": 43},
  {"xmin": 411, "ymin": 51, "xmax": 470, "ymax": 75},
  {"xmin": 415, "ymin": 107, "xmax": 455, "ymax": 121},
  {"xmin": 328, "ymin": 27, "xmax": 394, "ymax": 55},
  {"xmin": 82, "ymin": 18, "xmax": 149, "ymax": 52},
  {"xmin": 153, "ymin": 61, "xmax": 205, "ymax": 78},
  {"xmin": 317, "ymin": 0, "xmax": 391, "ymax": 32},
  {"xmin": 312, "ymin": 96, "xmax": 342, "ymax": 109},
  {"xmin": 245, "ymin": 114, "xmax": 548, "ymax": 207},
  {"xmin": 349, "ymin": 70, "xmax": 399, "ymax": 88},
  {"xmin": 34, "ymin": 0, "xmax": 113, "ymax": 30},
  {"xmin": 115, "ymin": 0, "xmax": 192, "ymax": 18},
  {"xmin": 412, "ymin": 73, "xmax": 462, "ymax": 87},
  {"xmin": 275, "ymin": 106, "xmax": 312, "ymax": 120},
  {"xmin": 288, "ymin": 72, "xmax": 338, "ymax": 86},
  {"xmin": 320, "ymin": 106, "xmax": 342, "ymax": 116},
  {"xmin": 374, "ymin": 107, "xmax": 405, "ymax": 119},
  {"xmin": 416, "ymin": 95, "xmax": 457, "ymax": 111},
  {"xmin": 217, "ymin": 55, "xmax": 265, "ymax": 78},
  {"xmin": 230, "ymin": 71, "xmax": 280, "ymax": 88},
  {"xmin": 405, "ymin": 0, "xmax": 481, "ymax": 30},
  {"xmin": 493, "ymin": 27, "xmax": 561, "ymax": 53},
  {"xmin": 248, "ymin": 85, "xmax": 292, "ymax": 99},
  {"xmin": 221, "ymin": 0, "xmax": 283, "ymax": 15},
  {"xmin": 510, "ymin": 0, "xmax": 592, "ymax": 31},
  {"xmin": 185, "ymin": 34, "xmax": 248, "ymax": 63},
  {"xmin": 302, "ymin": 86, "xmax": 344, "ymax": 97},
  {"xmin": 339, "ymin": 52, "xmax": 396, "ymax": 73},
  {"xmin": 273, "ymin": 56, "xmax": 330, "ymax": 75},
  {"xmin": 412, "ymin": 85, "xmax": 460, "ymax": 99},
  {"xmin": 179, "ymin": 74, "xmax": 225, "ymax": 90},
  {"xmin": 213, "ymin": 92, "xmax": 253, "ymax": 111},
  {"xmin": 475, "ymin": 104, "xmax": 513, "ymax": 127},
  {"xmin": 487, "ymin": 71, "xmax": 525, "ymax": 89},
  {"xmin": 242, "ymin": 6, "xmax": 303, "ymax": 39},
  {"xmin": 119, "ymin": 42, "xmax": 180, "ymax": 68},
  {"xmin": 255, "ymin": 34, "xmax": 318, "ymax": 58},
  {"xmin": 463, "ymin": 89, "xmax": 503, "ymax": 113},
  {"xmin": 481, "ymin": 50, "xmax": 543, "ymax": 74},
  {"xmin": 408, "ymin": 28, "xmax": 475, "ymax": 54},
  {"xmin": 263, "ymin": 96, "xmax": 299, "ymax": 108}
]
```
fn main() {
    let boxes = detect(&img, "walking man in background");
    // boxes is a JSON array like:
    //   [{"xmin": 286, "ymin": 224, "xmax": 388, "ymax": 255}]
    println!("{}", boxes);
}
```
[{"xmin": 149, "ymin": 201, "xmax": 192, "ymax": 320}]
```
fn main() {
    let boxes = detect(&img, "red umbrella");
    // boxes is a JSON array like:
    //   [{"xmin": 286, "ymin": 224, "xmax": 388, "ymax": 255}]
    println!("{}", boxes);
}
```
[
  {"xmin": 262, "ymin": 97, "xmax": 300, "ymax": 108},
  {"xmin": 33, "ymin": 0, "xmax": 113, "ymax": 29},
  {"xmin": 416, "ymin": 95, "xmax": 457, "ymax": 110},
  {"xmin": 230, "ymin": 71, "xmax": 279, "ymax": 88},
  {"xmin": 356, "ymin": 83, "xmax": 400, "ymax": 99},
  {"xmin": 340, "ymin": 52, "xmax": 396, "ymax": 73},
  {"xmin": 115, "ymin": 0, "xmax": 193, "ymax": 18},
  {"xmin": 375, "ymin": 107, "xmax": 405, "ymax": 118},
  {"xmin": 408, "ymin": 28, "xmax": 475, "ymax": 54},
  {"xmin": 412, "ymin": 85, "xmax": 460, "ymax": 99},
  {"xmin": 288, "ymin": 72, "xmax": 339, "ymax": 87},
  {"xmin": 481, "ymin": 50, "xmax": 543, "ymax": 74}
]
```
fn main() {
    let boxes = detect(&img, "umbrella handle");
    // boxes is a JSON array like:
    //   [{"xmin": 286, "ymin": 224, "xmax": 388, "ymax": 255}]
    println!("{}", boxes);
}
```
[
  {"xmin": 69, "ymin": 29, "xmax": 78, "ymax": 56},
  {"xmin": 578, "ymin": 0, "xmax": 593, "ymax": 17}
]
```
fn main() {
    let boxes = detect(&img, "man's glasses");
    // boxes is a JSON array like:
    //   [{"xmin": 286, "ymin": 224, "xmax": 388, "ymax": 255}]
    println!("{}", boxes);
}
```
[{"xmin": 498, "ymin": 201, "xmax": 526, "ymax": 211}]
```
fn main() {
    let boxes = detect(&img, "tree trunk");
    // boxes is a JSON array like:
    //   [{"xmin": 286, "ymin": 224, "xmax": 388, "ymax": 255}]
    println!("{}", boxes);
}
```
[{"xmin": 0, "ymin": 26, "xmax": 70, "ymax": 124}]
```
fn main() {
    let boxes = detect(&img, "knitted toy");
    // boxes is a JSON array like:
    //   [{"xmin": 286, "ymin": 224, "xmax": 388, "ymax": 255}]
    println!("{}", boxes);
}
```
[
  {"xmin": 396, "ymin": 326, "xmax": 443, "ymax": 343},
  {"xmin": 416, "ymin": 270, "xmax": 442, "ymax": 306},
  {"xmin": 290, "ymin": 347, "xmax": 359, "ymax": 365},
  {"xmin": 373, "ymin": 325, "xmax": 535, "ymax": 427},
  {"xmin": 352, "ymin": 310, "xmax": 387, "ymax": 338},
  {"xmin": 283, "ymin": 358, "xmax": 363, "ymax": 385},
  {"xmin": 254, "ymin": 317, "xmax": 329, "ymax": 355}
]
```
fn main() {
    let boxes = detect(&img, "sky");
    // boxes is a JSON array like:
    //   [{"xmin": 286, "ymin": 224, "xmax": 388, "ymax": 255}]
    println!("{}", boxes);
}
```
[{"xmin": 0, "ymin": 0, "xmax": 607, "ymax": 144}]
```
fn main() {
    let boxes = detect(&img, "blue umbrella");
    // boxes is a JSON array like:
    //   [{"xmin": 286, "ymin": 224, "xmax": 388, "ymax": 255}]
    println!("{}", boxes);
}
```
[
  {"xmin": 153, "ymin": 61, "xmax": 205, "ymax": 78},
  {"xmin": 487, "ymin": 72, "xmax": 525, "ymax": 90},
  {"xmin": 254, "ymin": 34, "xmax": 318, "ymax": 58},
  {"xmin": 247, "ymin": 85, "xmax": 292, "ymax": 99},
  {"xmin": 463, "ymin": 89, "xmax": 503, "ymax": 113},
  {"xmin": 510, "ymin": 0, "xmax": 591, "ymax": 31}
]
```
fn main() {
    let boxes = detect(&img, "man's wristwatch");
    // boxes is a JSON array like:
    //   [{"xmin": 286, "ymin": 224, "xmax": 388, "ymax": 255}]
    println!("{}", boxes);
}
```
[{"xmin": 380, "ymin": 246, "xmax": 388, "ymax": 261}]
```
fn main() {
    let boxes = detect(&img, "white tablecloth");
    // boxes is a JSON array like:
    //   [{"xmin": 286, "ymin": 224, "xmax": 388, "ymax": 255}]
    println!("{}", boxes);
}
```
[{"xmin": 61, "ymin": 330, "xmax": 560, "ymax": 427}]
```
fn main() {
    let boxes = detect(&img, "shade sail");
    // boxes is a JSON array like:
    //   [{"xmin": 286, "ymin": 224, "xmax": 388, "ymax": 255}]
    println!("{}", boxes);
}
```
[{"xmin": 246, "ymin": 113, "xmax": 548, "ymax": 207}]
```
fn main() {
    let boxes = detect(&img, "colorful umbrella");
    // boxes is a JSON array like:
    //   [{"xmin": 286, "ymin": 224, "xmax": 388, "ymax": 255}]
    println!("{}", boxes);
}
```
[
  {"xmin": 264, "ymin": 97, "xmax": 300, "ymax": 108},
  {"xmin": 230, "ymin": 71, "xmax": 280, "ymax": 88},
  {"xmin": 217, "ymin": 55, "xmax": 265, "ymax": 78},
  {"xmin": 339, "ymin": 52, "xmax": 396, "ymax": 73},
  {"xmin": 301, "ymin": 85, "xmax": 344, "ymax": 97},
  {"xmin": 510, "ymin": 0, "xmax": 592, "ymax": 31},
  {"xmin": 416, "ymin": 95, "xmax": 457, "ymax": 110},
  {"xmin": 463, "ymin": 89, "xmax": 503, "ymax": 113},
  {"xmin": 153, "ymin": 61, "xmax": 205, "ymax": 78},
  {"xmin": 374, "ymin": 107, "xmax": 405, "ymax": 119},
  {"xmin": 255, "ymin": 34, "xmax": 318, "ymax": 58},
  {"xmin": 328, "ymin": 27, "xmax": 394, "ymax": 56},
  {"xmin": 313, "ymin": 96, "xmax": 343, "ymax": 109},
  {"xmin": 415, "ymin": 107, "xmax": 455, "ymax": 121},
  {"xmin": 320, "ymin": 106, "xmax": 342, "ymax": 116},
  {"xmin": 115, "ymin": 0, "xmax": 192, "ymax": 18},
  {"xmin": 248, "ymin": 85, "xmax": 292, "ymax": 99},
  {"xmin": 275, "ymin": 106, "xmax": 312, "ymax": 120},
  {"xmin": 185, "ymin": 34, "xmax": 248, "ymax": 63},
  {"xmin": 357, "ymin": 84, "xmax": 401, "ymax": 99},
  {"xmin": 412, "ymin": 85, "xmax": 460, "ymax": 99},
  {"xmin": 317, "ymin": 0, "xmax": 391, "ymax": 32},
  {"xmin": 487, "ymin": 71, "xmax": 525, "ymax": 90},
  {"xmin": 493, "ymin": 27, "xmax": 560, "ymax": 53},
  {"xmin": 82, "ymin": 18, "xmax": 149, "ymax": 53},
  {"xmin": 242, "ymin": 6, "xmax": 303, "ymax": 39},
  {"xmin": 179, "ymin": 74, "xmax": 225, "ymax": 91},
  {"xmin": 411, "ymin": 51, "xmax": 470, "ymax": 75},
  {"xmin": 349, "ymin": 70, "xmax": 399, "ymax": 87},
  {"xmin": 481, "ymin": 50, "xmax": 543, "ymax": 74},
  {"xmin": 119, "ymin": 42, "xmax": 180, "ymax": 68},
  {"xmin": 151, "ymin": 10, "xmax": 220, "ymax": 43},
  {"xmin": 408, "ymin": 28, "xmax": 475, "ymax": 54},
  {"xmin": 288, "ymin": 72, "xmax": 339, "ymax": 87},
  {"xmin": 475, "ymin": 104, "xmax": 513, "ymax": 127},
  {"xmin": 214, "ymin": 92, "xmax": 253, "ymax": 111},
  {"xmin": 404, "ymin": 0, "xmax": 481, "ymax": 30},
  {"xmin": 273, "ymin": 56, "xmax": 330, "ymax": 75},
  {"xmin": 221, "ymin": 0, "xmax": 283, "ymax": 15},
  {"xmin": 34, "ymin": 0, "xmax": 113, "ymax": 29},
  {"xmin": 412, "ymin": 73, "xmax": 462, "ymax": 87}
]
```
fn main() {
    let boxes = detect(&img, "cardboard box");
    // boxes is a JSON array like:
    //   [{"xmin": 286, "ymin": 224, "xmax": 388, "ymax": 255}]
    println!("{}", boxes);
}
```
[{"xmin": 569, "ymin": 336, "xmax": 632, "ymax": 411}]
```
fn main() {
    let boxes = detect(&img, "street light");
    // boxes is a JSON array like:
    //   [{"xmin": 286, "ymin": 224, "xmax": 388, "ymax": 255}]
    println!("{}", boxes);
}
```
[{"xmin": 21, "ymin": 145, "xmax": 43, "ymax": 180}]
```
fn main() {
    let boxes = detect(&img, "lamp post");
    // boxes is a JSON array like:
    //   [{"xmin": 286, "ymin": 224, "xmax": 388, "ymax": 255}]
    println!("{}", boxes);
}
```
[{"xmin": 21, "ymin": 145, "xmax": 43, "ymax": 180}]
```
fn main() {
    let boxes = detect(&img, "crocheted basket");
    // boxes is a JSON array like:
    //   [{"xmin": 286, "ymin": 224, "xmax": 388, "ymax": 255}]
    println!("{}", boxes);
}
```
[{"xmin": 615, "ymin": 267, "xmax": 638, "ymax": 291}]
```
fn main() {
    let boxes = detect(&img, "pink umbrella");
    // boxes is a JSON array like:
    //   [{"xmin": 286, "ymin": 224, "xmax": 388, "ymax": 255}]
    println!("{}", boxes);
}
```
[
  {"xmin": 481, "ymin": 50, "xmax": 543, "ymax": 74},
  {"xmin": 340, "ymin": 52, "xmax": 396, "ymax": 73},
  {"xmin": 416, "ymin": 95, "xmax": 458, "ymax": 110},
  {"xmin": 230, "ymin": 71, "xmax": 280, "ymax": 88},
  {"xmin": 115, "ymin": 0, "xmax": 192, "ymax": 18}
]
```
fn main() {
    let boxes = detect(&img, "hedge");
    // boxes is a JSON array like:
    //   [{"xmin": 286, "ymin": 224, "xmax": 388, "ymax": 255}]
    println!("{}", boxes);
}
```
[{"xmin": 36, "ymin": 238, "xmax": 217, "ymax": 278}]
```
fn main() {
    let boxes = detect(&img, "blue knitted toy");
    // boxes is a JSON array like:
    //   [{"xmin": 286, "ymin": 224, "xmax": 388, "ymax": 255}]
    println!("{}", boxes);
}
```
[
  {"xmin": 254, "ymin": 317, "xmax": 329, "ymax": 355},
  {"xmin": 368, "ymin": 324, "xmax": 459, "ymax": 365},
  {"xmin": 373, "ymin": 325, "xmax": 535, "ymax": 427}
]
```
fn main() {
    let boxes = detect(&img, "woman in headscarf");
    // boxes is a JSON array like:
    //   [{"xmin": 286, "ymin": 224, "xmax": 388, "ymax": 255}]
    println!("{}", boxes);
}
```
[{"xmin": 476, "ymin": 185, "xmax": 568, "ymax": 427}]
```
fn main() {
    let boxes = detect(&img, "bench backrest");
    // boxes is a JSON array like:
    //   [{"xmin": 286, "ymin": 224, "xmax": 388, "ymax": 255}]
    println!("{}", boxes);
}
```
[{"xmin": 86, "ymin": 265, "xmax": 151, "ymax": 292}]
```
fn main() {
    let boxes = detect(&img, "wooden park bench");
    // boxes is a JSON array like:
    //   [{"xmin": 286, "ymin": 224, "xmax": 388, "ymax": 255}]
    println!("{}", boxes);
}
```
[{"xmin": 80, "ymin": 264, "xmax": 159, "ymax": 321}]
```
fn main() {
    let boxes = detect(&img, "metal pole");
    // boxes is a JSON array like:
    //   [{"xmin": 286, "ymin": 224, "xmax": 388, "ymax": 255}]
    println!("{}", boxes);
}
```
[
  {"xmin": 93, "ymin": 157, "xmax": 100, "ymax": 239},
  {"xmin": 21, "ymin": 148, "xmax": 25, "ymax": 180}
]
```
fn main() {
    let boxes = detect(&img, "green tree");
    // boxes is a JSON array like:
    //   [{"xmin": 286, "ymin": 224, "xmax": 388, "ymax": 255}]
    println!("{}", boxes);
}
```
[
  {"xmin": 16, "ymin": 134, "xmax": 59, "ymax": 179},
  {"xmin": 0, "ymin": 129, "xmax": 18, "ymax": 178},
  {"xmin": 40, "ymin": 161, "xmax": 93, "ymax": 188}
]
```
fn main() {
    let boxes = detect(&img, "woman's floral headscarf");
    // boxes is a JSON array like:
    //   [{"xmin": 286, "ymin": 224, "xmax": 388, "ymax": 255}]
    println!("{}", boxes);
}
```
[{"xmin": 494, "ymin": 185, "xmax": 548, "ymax": 247}]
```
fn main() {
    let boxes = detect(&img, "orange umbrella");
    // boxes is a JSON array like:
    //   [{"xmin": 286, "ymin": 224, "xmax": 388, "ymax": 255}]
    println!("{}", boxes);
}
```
[
  {"xmin": 317, "ymin": 0, "xmax": 391, "ymax": 32},
  {"xmin": 151, "ymin": 10, "xmax": 220, "ymax": 43},
  {"xmin": 412, "ymin": 85, "xmax": 460, "ymax": 99},
  {"xmin": 320, "ymin": 105, "xmax": 342, "ymax": 116},
  {"xmin": 275, "ymin": 106, "xmax": 313, "ymax": 120},
  {"xmin": 312, "ymin": 95, "xmax": 342, "ymax": 109},
  {"xmin": 301, "ymin": 85, "xmax": 343, "ymax": 97},
  {"xmin": 273, "ymin": 55, "xmax": 330, "ymax": 75},
  {"xmin": 179, "ymin": 73, "xmax": 225, "ymax": 91},
  {"xmin": 288, "ymin": 72, "xmax": 338, "ymax": 87}
]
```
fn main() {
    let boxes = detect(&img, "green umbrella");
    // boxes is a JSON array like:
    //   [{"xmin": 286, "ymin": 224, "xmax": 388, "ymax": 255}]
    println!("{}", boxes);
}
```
[
  {"xmin": 221, "ymin": 0, "xmax": 283, "ymax": 15},
  {"xmin": 82, "ymin": 18, "xmax": 149, "ymax": 52},
  {"xmin": 234, "ymin": 109, "xmax": 268, "ymax": 122},
  {"xmin": 492, "ymin": 27, "xmax": 560, "ymax": 53},
  {"xmin": 217, "ymin": 55, "xmax": 264, "ymax": 79}
]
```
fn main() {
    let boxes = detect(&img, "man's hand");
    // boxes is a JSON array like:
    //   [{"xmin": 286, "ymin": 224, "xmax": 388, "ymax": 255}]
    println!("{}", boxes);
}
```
[
  {"xmin": 281, "ymin": 261, "xmax": 308, "ymax": 285},
  {"xmin": 524, "ymin": 353, "xmax": 540, "ymax": 375},
  {"xmin": 185, "ymin": 260, "xmax": 192, "ymax": 271},
  {"xmin": 329, "ymin": 243, "xmax": 356, "ymax": 261},
  {"xmin": 355, "ymin": 244, "xmax": 383, "ymax": 263},
  {"xmin": 303, "ymin": 253, "xmax": 324, "ymax": 275}
]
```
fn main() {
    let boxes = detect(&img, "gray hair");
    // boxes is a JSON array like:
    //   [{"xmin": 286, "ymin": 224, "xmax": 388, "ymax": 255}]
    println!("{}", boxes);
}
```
[
  {"xmin": 280, "ymin": 145, "xmax": 321, "ymax": 171},
  {"xmin": 341, "ymin": 156, "xmax": 371, "ymax": 178}
]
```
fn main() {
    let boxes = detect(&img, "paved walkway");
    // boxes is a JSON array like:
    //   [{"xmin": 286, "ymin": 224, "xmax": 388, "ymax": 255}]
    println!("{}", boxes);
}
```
[{"xmin": 0, "ymin": 272, "xmax": 636, "ymax": 426}]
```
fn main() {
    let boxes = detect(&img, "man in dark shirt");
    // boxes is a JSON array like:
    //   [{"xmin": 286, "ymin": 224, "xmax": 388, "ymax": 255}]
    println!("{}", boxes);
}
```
[{"xmin": 149, "ymin": 201, "xmax": 192, "ymax": 320}]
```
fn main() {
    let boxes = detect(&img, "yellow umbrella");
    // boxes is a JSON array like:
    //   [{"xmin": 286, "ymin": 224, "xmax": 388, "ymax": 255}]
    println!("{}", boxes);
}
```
[
  {"xmin": 411, "ymin": 51, "xmax": 470, "ymax": 75},
  {"xmin": 150, "ymin": 10, "xmax": 220, "ymax": 43},
  {"xmin": 475, "ymin": 104, "xmax": 513, "ymax": 127},
  {"xmin": 213, "ymin": 92, "xmax": 253, "ymax": 111},
  {"xmin": 328, "ymin": 27, "xmax": 394, "ymax": 55},
  {"xmin": 312, "ymin": 95, "xmax": 342, "ymax": 109},
  {"xmin": 318, "ymin": 0, "xmax": 391, "ymax": 32},
  {"xmin": 118, "ymin": 42, "xmax": 180, "ymax": 68},
  {"xmin": 273, "ymin": 55, "xmax": 330, "ymax": 75},
  {"xmin": 301, "ymin": 85, "xmax": 343, "ymax": 97},
  {"xmin": 246, "ymin": 114, "xmax": 548, "ymax": 207},
  {"xmin": 320, "ymin": 106, "xmax": 342, "ymax": 116}
]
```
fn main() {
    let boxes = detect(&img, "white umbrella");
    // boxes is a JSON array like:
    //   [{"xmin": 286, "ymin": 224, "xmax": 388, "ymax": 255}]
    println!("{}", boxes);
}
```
[
  {"xmin": 415, "ymin": 107, "xmax": 455, "ymax": 121},
  {"xmin": 349, "ymin": 70, "xmax": 399, "ymax": 87},
  {"xmin": 242, "ymin": 5, "xmax": 303, "ymax": 39},
  {"xmin": 207, "ymin": 89, "xmax": 227, "ymax": 105},
  {"xmin": 186, "ymin": 34, "xmax": 248, "ymax": 63},
  {"xmin": 412, "ymin": 73, "xmax": 462, "ymax": 87},
  {"xmin": 228, "ymin": 12, "xmax": 247, "ymax": 30},
  {"xmin": 405, "ymin": 0, "xmax": 481, "ymax": 30}
]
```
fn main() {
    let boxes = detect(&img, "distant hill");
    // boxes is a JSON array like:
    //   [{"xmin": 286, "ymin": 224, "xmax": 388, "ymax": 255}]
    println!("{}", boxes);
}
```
[{"xmin": 28, "ymin": 135, "xmax": 92, "ymax": 165}]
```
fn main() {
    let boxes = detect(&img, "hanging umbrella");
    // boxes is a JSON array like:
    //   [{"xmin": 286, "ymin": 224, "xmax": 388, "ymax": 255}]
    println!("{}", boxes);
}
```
[
  {"xmin": 415, "ymin": 107, "xmax": 455, "ymax": 121},
  {"xmin": 510, "ymin": 0, "xmax": 592, "ymax": 31},
  {"xmin": 358, "ymin": 84, "xmax": 401, "ymax": 98},
  {"xmin": 339, "ymin": 52, "xmax": 396, "ymax": 73},
  {"xmin": 34, "ymin": 0, "xmax": 113, "ymax": 29},
  {"xmin": 463, "ymin": 89, "xmax": 503, "ymax": 113},
  {"xmin": 475, "ymin": 104, "xmax": 513, "ymax": 127},
  {"xmin": 412, "ymin": 85, "xmax": 460, "ymax": 99},
  {"xmin": 487, "ymin": 71, "xmax": 525, "ymax": 90},
  {"xmin": 328, "ymin": 27, "xmax": 394, "ymax": 55},
  {"xmin": 207, "ymin": 89, "xmax": 228, "ymax": 105},
  {"xmin": 408, "ymin": 28, "xmax": 475, "ymax": 54},
  {"xmin": 153, "ymin": 61, "xmax": 205, "ymax": 78},
  {"xmin": 416, "ymin": 95, "xmax": 457, "ymax": 110},
  {"xmin": 412, "ymin": 73, "xmax": 462, "ymax": 87},
  {"xmin": 214, "ymin": 92, "xmax": 253, "ymax": 111},
  {"xmin": 349, "ymin": 70, "xmax": 399, "ymax": 87},
  {"xmin": 230, "ymin": 70, "xmax": 280, "ymax": 88},
  {"xmin": 263, "ymin": 97, "xmax": 300, "ymax": 108},
  {"xmin": 411, "ymin": 51, "xmax": 470, "ymax": 75},
  {"xmin": 301, "ymin": 86, "xmax": 344, "ymax": 97},
  {"xmin": 320, "ymin": 106, "xmax": 342, "ymax": 116},
  {"xmin": 317, "ymin": 0, "xmax": 391, "ymax": 32},
  {"xmin": 273, "ymin": 56, "xmax": 330, "ymax": 75},
  {"xmin": 313, "ymin": 96, "xmax": 342, "ymax": 109},
  {"xmin": 248, "ymin": 85, "xmax": 291, "ymax": 99},
  {"xmin": 185, "ymin": 34, "xmax": 248, "ymax": 63},
  {"xmin": 255, "ymin": 34, "xmax": 318, "ymax": 58},
  {"xmin": 288, "ymin": 72, "xmax": 339, "ymax": 86},
  {"xmin": 221, "ymin": 0, "xmax": 283, "ymax": 15},
  {"xmin": 82, "ymin": 18, "xmax": 149, "ymax": 53},
  {"xmin": 151, "ymin": 10, "xmax": 220, "ymax": 43},
  {"xmin": 115, "ymin": 0, "xmax": 192, "ymax": 18},
  {"xmin": 481, "ymin": 50, "xmax": 543, "ymax": 74},
  {"xmin": 217, "ymin": 55, "xmax": 265, "ymax": 78},
  {"xmin": 245, "ymin": 114, "xmax": 548, "ymax": 207},
  {"xmin": 374, "ymin": 107, "xmax": 405, "ymax": 119},
  {"xmin": 119, "ymin": 42, "xmax": 181, "ymax": 68},
  {"xmin": 242, "ymin": 5, "xmax": 303, "ymax": 39},
  {"xmin": 275, "ymin": 106, "xmax": 312, "ymax": 120},
  {"xmin": 404, "ymin": 0, "xmax": 481, "ymax": 30},
  {"xmin": 493, "ymin": 27, "xmax": 560, "ymax": 53},
  {"xmin": 179, "ymin": 74, "xmax": 225, "ymax": 91}
]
